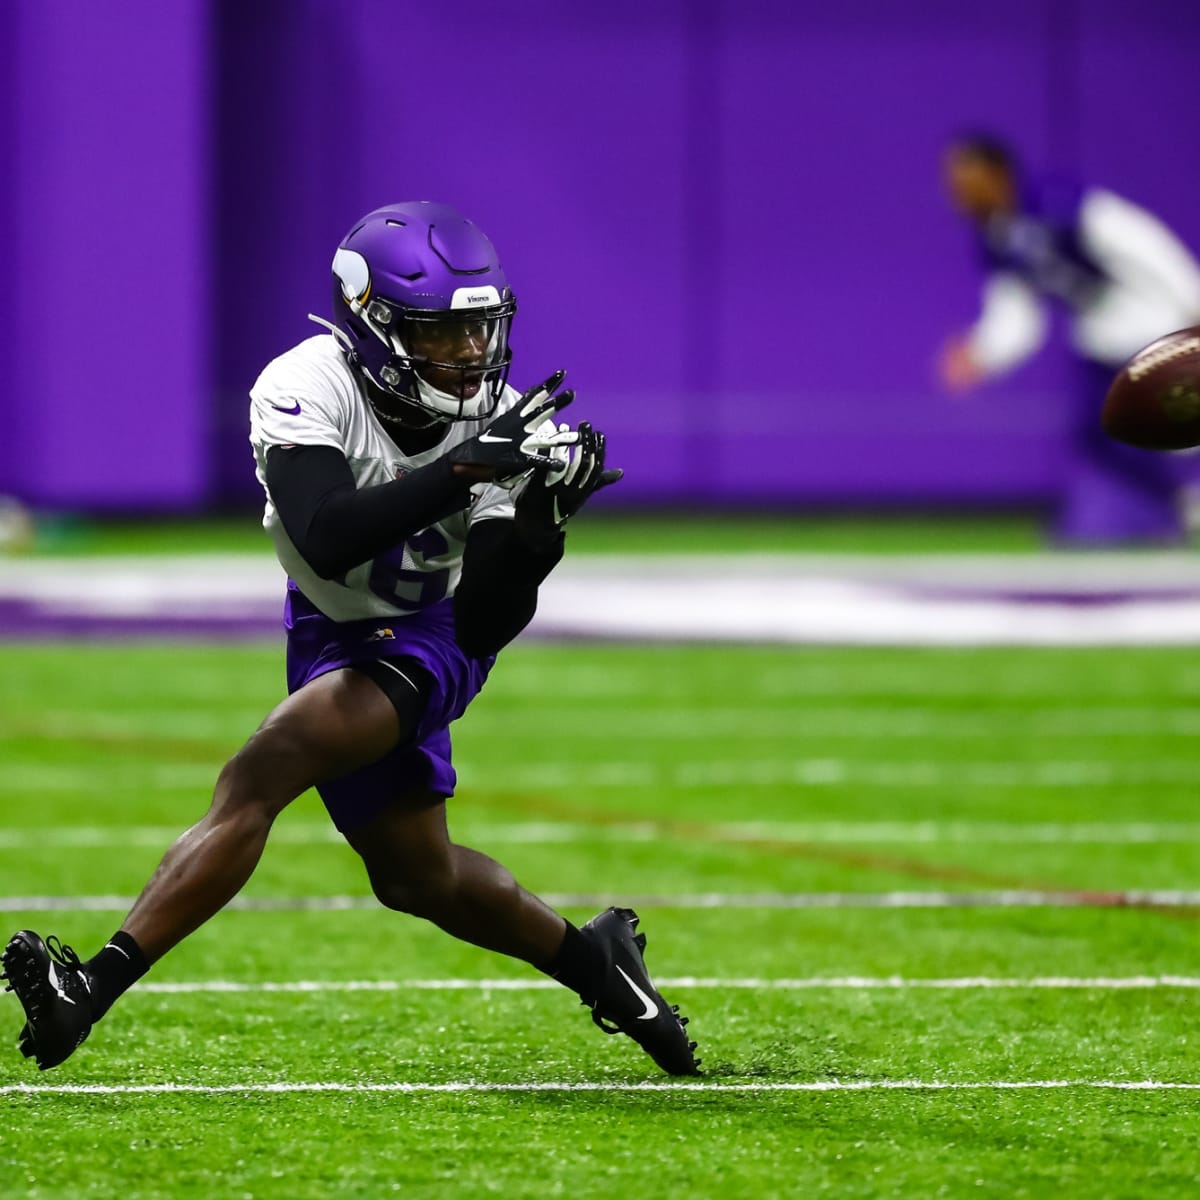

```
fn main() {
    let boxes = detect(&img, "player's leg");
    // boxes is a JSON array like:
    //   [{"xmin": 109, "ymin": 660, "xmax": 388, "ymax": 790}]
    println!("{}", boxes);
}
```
[
  {"xmin": 2, "ymin": 664, "xmax": 416, "ymax": 1070},
  {"xmin": 119, "ymin": 665, "xmax": 413, "ymax": 959},
  {"xmin": 342, "ymin": 798, "xmax": 700, "ymax": 1075},
  {"xmin": 343, "ymin": 797, "xmax": 569, "ymax": 963}
]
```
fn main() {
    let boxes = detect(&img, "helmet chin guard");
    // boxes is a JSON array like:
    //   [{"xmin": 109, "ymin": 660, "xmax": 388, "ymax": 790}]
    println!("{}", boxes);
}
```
[{"xmin": 326, "ymin": 202, "xmax": 516, "ymax": 423}]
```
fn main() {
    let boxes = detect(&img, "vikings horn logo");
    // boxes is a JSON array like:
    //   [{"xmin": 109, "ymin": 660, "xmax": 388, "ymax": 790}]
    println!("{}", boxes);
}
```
[{"xmin": 333, "ymin": 247, "xmax": 371, "ymax": 306}]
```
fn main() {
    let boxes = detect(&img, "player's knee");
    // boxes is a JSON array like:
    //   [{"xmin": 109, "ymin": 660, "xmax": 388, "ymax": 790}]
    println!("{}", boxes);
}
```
[{"xmin": 369, "ymin": 856, "xmax": 457, "ymax": 917}]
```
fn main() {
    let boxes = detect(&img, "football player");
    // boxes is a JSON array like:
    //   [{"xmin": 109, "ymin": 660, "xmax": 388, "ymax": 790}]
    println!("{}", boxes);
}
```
[
  {"xmin": 939, "ymin": 133, "xmax": 1200, "ymax": 544},
  {"xmin": 2, "ymin": 202, "xmax": 699, "ymax": 1077}
]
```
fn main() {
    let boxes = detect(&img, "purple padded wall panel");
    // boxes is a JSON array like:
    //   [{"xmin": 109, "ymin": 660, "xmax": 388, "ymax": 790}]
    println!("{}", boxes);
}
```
[
  {"xmin": 12, "ymin": 1, "xmax": 1200, "ymax": 510},
  {"xmin": 1076, "ymin": 3, "xmax": 1200, "ymax": 250},
  {"xmin": 7, "ymin": 2, "xmax": 210, "ymax": 509},
  {"xmin": 212, "ymin": 0, "xmax": 694, "ymax": 501},
  {"xmin": 209, "ymin": 0, "xmax": 1098, "ymax": 506},
  {"xmin": 710, "ymin": 0, "xmax": 1069, "ymax": 501}
]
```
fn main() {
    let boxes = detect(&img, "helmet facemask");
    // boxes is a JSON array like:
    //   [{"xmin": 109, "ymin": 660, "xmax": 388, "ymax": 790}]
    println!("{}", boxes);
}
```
[{"xmin": 361, "ymin": 297, "xmax": 514, "ymax": 423}]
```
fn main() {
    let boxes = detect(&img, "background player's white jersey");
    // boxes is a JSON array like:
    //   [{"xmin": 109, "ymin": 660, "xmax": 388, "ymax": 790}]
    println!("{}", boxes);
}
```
[{"xmin": 249, "ymin": 334, "xmax": 519, "ymax": 622}]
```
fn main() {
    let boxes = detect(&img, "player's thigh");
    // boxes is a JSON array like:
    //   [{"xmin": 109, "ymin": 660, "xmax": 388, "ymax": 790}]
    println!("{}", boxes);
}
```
[
  {"xmin": 238, "ymin": 667, "xmax": 404, "ymax": 797},
  {"xmin": 340, "ymin": 793, "xmax": 453, "ymax": 888}
]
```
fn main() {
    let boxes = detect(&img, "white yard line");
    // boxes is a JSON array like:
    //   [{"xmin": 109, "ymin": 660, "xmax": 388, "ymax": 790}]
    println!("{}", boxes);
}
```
[
  {"xmin": 3, "ymin": 890, "xmax": 1199, "ymax": 912},
  {"xmin": 127, "ymin": 976, "xmax": 1200, "ymax": 994},
  {"xmin": 2, "ymin": 1080, "xmax": 1198, "ymax": 1096},
  {"xmin": 2, "ymin": 820, "xmax": 1199, "ymax": 850}
]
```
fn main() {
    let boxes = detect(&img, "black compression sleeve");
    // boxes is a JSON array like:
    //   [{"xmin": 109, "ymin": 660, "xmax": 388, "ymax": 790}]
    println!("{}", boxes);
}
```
[
  {"xmin": 454, "ymin": 518, "xmax": 564, "ymax": 658},
  {"xmin": 264, "ymin": 443, "xmax": 474, "ymax": 579}
]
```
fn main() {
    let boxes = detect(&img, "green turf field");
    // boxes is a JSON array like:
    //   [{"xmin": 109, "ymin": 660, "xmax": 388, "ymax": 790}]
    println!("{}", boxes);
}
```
[
  {"xmin": 20, "ymin": 509, "xmax": 1056, "ymax": 557},
  {"xmin": 1, "ymin": 639, "xmax": 1198, "ymax": 1197}
]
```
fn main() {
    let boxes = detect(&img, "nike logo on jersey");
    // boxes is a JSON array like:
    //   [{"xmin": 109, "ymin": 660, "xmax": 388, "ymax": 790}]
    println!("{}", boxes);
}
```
[
  {"xmin": 615, "ymin": 965, "xmax": 658, "ymax": 1020},
  {"xmin": 47, "ymin": 961, "xmax": 78, "ymax": 1006},
  {"xmin": 270, "ymin": 401, "xmax": 302, "ymax": 415},
  {"xmin": 477, "ymin": 433, "xmax": 512, "ymax": 444}
]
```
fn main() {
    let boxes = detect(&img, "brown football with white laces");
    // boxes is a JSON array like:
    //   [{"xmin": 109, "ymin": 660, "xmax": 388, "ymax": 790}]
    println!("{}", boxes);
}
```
[{"xmin": 1102, "ymin": 326, "xmax": 1200, "ymax": 450}]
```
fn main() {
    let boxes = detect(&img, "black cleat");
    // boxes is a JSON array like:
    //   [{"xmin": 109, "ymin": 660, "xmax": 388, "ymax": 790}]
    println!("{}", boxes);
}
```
[
  {"xmin": 2, "ymin": 931, "xmax": 93, "ymax": 1070},
  {"xmin": 580, "ymin": 907, "xmax": 700, "ymax": 1076}
]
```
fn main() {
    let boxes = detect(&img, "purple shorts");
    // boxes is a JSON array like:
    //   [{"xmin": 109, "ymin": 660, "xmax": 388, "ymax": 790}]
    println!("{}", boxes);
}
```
[{"xmin": 284, "ymin": 585, "xmax": 493, "ymax": 832}]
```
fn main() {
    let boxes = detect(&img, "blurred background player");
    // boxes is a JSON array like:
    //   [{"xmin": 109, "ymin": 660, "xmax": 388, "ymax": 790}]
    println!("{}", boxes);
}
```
[
  {"xmin": 2, "ymin": 202, "xmax": 699, "ymax": 1078},
  {"xmin": 939, "ymin": 133, "xmax": 1200, "ymax": 545}
]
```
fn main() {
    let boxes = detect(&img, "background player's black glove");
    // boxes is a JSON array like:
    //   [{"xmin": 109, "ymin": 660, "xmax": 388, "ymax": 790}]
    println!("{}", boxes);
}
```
[
  {"xmin": 447, "ymin": 370, "xmax": 578, "ymax": 486},
  {"xmin": 514, "ymin": 422, "xmax": 623, "ymax": 550}
]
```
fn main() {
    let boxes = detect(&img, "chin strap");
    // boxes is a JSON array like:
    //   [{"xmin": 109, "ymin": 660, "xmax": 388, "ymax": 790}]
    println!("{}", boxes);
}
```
[
  {"xmin": 309, "ymin": 312, "xmax": 504, "ymax": 429},
  {"xmin": 307, "ymin": 313, "xmax": 447, "ymax": 431}
]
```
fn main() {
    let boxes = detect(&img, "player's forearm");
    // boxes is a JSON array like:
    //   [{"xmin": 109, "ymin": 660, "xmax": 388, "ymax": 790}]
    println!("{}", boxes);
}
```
[
  {"xmin": 967, "ymin": 273, "xmax": 1047, "ymax": 374},
  {"xmin": 265, "ymin": 444, "xmax": 474, "ymax": 579},
  {"xmin": 454, "ymin": 518, "xmax": 564, "ymax": 658}
]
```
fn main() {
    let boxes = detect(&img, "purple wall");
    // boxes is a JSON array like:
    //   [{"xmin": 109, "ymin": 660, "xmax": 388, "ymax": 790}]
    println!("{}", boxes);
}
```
[
  {"xmin": 4, "ymin": 2, "xmax": 210, "ymax": 510},
  {"xmin": 6, "ymin": 1, "xmax": 1200, "ymax": 511}
]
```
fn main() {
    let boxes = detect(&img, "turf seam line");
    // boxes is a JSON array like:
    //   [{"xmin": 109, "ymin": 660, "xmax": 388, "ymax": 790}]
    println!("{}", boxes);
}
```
[
  {"xmin": 122, "ymin": 976, "xmax": 1200, "ymax": 993},
  {"xmin": 4, "ymin": 820, "xmax": 1200, "ymax": 848},
  {"xmin": 4, "ymin": 891, "xmax": 1200, "ymax": 912},
  {"xmin": 3, "ymin": 1081, "xmax": 1199, "ymax": 1096},
  {"xmin": 8, "ymin": 759, "xmax": 1200, "ymax": 791}
]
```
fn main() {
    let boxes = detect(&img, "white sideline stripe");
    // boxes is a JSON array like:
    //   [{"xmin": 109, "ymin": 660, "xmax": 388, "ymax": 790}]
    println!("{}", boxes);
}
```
[
  {"xmin": 11, "ymin": 550, "xmax": 1200, "ymax": 645},
  {"xmin": 4, "ymin": 820, "xmax": 1200, "ymax": 850},
  {"xmin": 3, "ymin": 1080, "xmax": 1199, "ymax": 1097},
  {"xmin": 4, "ymin": 891, "xmax": 1200, "ymax": 912},
  {"xmin": 128, "ymin": 976, "xmax": 1200, "ymax": 994}
]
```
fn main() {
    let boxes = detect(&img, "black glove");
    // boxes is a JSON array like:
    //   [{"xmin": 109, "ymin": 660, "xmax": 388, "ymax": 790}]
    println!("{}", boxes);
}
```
[
  {"xmin": 514, "ymin": 422, "xmax": 623, "ymax": 549},
  {"xmin": 447, "ymin": 370, "xmax": 578, "ymax": 485}
]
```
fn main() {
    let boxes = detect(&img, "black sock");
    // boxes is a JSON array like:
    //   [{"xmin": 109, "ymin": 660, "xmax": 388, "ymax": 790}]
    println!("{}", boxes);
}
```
[
  {"xmin": 83, "ymin": 931, "xmax": 150, "ymax": 1021},
  {"xmin": 540, "ymin": 921, "xmax": 605, "ymax": 1004}
]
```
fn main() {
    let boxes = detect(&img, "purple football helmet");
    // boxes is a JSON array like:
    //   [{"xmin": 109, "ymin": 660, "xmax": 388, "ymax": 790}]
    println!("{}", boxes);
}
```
[{"xmin": 322, "ymin": 201, "xmax": 516, "ymax": 423}]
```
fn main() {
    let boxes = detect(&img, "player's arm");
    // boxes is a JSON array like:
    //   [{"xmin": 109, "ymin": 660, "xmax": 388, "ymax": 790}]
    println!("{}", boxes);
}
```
[
  {"xmin": 454, "ymin": 423, "xmax": 622, "ymax": 658},
  {"xmin": 264, "ymin": 444, "xmax": 476, "ymax": 580},
  {"xmin": 1080, "ymin": 189, "xmax": 1200, "ymax": 318},
  {"xmin": 453, "ymin": 519, "xmax": 564, "ymax": 658},
  {"xmin": 953, "ymin": 273, "xmax": 1047, "ymax": 384},
  {"xmin": 263, "ymin": 373, "xmax": 580, "ymax": 581}
]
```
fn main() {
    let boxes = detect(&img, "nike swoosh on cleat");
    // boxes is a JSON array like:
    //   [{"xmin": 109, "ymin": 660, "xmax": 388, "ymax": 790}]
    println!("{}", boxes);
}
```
[
  {"xmin": 615, "ymin": 965, "xmax": 658, "ymax": 1021},
  {"xmin": 46, "ymin": 962, "xmax": 77, "ymax": 1006},
  {"xmin": 270, "ymin": 401, "xmax": 302, "ymax": 415}
]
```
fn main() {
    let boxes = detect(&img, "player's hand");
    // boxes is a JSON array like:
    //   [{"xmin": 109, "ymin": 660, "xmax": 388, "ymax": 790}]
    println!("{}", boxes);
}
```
[
  {"xmin": 448, "ymin": 370, "xmax": 579, "ymax": 484},
  {"xmin": 514, "ymin": 422, "xmax": 622, "ymax": 548},
  {"xmin": 938, "ymin": 337, "xmax": 985, "ymax": 394}
]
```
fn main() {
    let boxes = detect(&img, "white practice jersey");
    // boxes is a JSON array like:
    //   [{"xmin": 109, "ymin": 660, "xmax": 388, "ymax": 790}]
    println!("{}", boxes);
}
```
[
  {"xmin": 969, "ymin": 188, "xmax": 1200, "ymax": 374},
  {"xmin": 249, "ymin": 334, "xmax": 520, "ymax": 623}
]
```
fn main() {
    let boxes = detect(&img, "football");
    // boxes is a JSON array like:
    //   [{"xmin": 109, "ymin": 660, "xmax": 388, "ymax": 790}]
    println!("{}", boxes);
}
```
[{"xmin": 1101, "ymin": 326, "xmax": 1200, "ymax": 450}]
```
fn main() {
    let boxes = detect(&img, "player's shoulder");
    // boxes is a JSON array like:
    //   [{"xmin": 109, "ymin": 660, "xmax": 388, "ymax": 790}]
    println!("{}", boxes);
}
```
[
  {"xmin": 1078, "ymin": 186, "xmax": 1145, "ymax": 227},
  {"xmin": 250, "ymin": 334, "xmax": 358, "ymax": 415}
]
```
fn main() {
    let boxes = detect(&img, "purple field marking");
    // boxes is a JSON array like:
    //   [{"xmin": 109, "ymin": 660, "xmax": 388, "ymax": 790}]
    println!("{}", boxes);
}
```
[{"xmin": 6, "ymin": 557, "xmax": 1200, "ymax": 644}]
